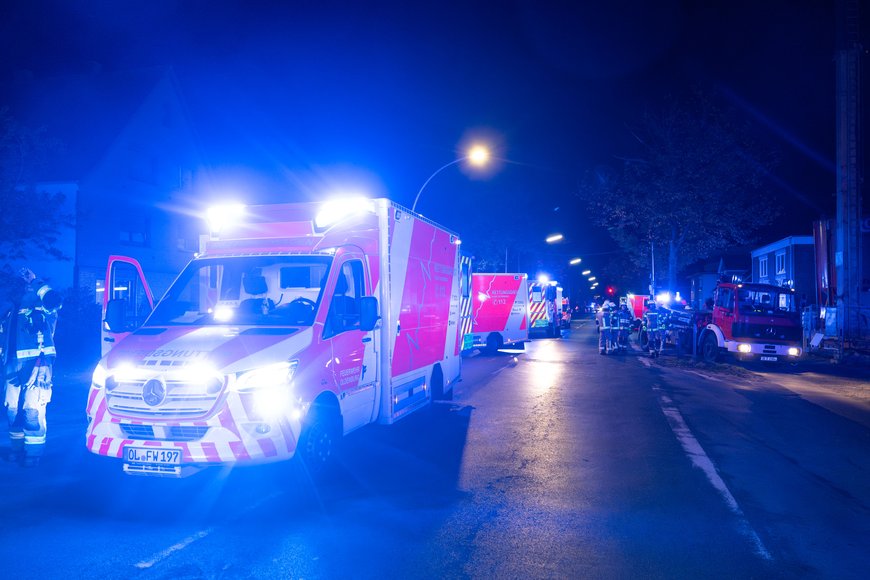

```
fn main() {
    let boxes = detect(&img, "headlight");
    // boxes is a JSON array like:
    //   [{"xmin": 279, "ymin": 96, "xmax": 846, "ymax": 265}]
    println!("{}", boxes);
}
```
[
  {"xmin": 787, "ymin": 347, "xmax": 800, "ymax": 357},
  {"xmin": 737, "ymin": 344, "xmax": 752, "ymax": 354},
  {"xmin": 233, "ymin": 361, "xmax": 299, "ymax": 420},
  {"xmin": 92, "ymin": 363, "xmax": 108, "ymax": 389},
  {"xmin": 233, "ymin": 361, "xmax": 298, "ymax": 392}
]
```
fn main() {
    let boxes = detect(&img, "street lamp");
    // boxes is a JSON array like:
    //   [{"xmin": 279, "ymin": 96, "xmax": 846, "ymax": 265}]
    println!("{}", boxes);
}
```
[
  {"xmin": 545, "ymin": 233, "xmax": 564, "ymax": 243},
  {"xmin": 588, "ymin": 276, "xmax": 596, "ymax": 282},
  {"xmin": 581, "ymin": 270, "xmax": 591, "ymax": 275},
  {"xmin": 569, "ymin": 257, "xmax": 582, "ymax": 265},
  {"xmin": 411, "ymin": 145, "xmax": 490, "ymax": 213}
]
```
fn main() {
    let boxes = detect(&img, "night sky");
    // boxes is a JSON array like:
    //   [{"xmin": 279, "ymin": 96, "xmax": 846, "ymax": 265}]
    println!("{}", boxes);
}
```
[{"xmin": 1, "ymin": 0, "xmax": 859, "ymax": 282}]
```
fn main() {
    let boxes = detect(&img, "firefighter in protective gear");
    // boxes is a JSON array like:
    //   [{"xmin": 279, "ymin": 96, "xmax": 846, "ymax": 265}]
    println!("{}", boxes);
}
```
[
  {"xmin": 3, "ymin": 268, "xmax": 62, "ymax": 466},
  {"xmin": 598, "ymin": 301, "xmax": 615, "ymax": 354},
  {"xmin": 644, "ymin": 300, "xmax": 662, "ymax": 357}
]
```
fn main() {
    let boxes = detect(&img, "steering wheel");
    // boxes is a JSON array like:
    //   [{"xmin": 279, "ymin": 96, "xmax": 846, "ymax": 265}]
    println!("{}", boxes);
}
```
[{"xmin": 288, "ymin": 297, "xmax": 316, "ymax": 310}]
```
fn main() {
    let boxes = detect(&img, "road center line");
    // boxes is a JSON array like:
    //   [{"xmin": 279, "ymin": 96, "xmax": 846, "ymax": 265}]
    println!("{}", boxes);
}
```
[
  {"xmin": 133, "ymin": 489, "xmax": 283, "ymax": 570},
  {"xmin": 135, "ymin": 528, "xmax": 213, "ymax": 569},
  {"xmin": 651, "ymin": 385, "xmax": 773, "ymax": 561}
]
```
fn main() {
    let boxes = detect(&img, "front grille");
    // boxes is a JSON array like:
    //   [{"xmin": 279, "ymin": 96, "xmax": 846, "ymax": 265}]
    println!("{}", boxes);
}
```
[
  {"xmin": 732, "ymin": 323, "xmax": 801, "ymax": 342},
  {"xmin": 106, "ymin": 373, "xmax": 224, "ymax": 419},
  {"xmin": 120, "ymin": 423, "xmax": 210, "ymax": 441}
]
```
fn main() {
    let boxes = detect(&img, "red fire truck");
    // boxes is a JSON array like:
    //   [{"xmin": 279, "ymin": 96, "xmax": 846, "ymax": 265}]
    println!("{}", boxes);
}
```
[{"xmin": 686, "ymin": 281, "xmax": 803, "ymax": 363}]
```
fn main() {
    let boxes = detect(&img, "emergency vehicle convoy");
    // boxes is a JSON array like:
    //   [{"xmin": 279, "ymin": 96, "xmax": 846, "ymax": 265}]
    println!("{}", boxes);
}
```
[
  {"xmin": 468, "ymin": 273, "xmax": 530, "ymax": 354},
  {"xmin": 527, "ymin": 279, "xmax": 563, "ymax": 338},
  {"xmin": 86, "ymin": 198, "xmax": 467, "ymax": 477}
]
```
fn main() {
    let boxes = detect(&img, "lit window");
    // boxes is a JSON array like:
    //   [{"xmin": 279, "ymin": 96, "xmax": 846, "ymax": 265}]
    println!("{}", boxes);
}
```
[
  {"xmin": 759, "ymin": 257, "xmax": 768, "ymax": 279},
  {"xmin": 775, "ymin": 252, "xmax": 786, "ymax": 275}
]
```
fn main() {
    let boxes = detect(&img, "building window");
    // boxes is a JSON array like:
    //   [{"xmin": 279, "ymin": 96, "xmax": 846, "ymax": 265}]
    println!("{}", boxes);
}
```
[
  {"xmin": 775, "ymin": 252, "xmax": 786, "ymax": 275},
  {"xmin": 120, "ymin": 213, "xmax": 151, "ymax": 247},
  {"xmin": 759, "ymin": 256, "xmax": 768, "ymax": 279}
]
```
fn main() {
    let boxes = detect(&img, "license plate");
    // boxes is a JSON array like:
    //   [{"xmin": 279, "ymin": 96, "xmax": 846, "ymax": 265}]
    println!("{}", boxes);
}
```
[
  {"xmin": 760, "ymin": 356, "xmax": 778, "ymax": 362},
  {"xmin": 124, "ymin": 446, "xmax": 182, "ymax": 465}
]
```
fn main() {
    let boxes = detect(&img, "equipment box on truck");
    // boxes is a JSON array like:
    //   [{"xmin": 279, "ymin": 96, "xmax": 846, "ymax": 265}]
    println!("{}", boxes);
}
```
[
  {"xmin": 86, "ymin": 198, "xmax": 467, "ymax": 477},
  {"xmin": 468, "ymin": 273, "xmax": 529, "ymax": 354}
]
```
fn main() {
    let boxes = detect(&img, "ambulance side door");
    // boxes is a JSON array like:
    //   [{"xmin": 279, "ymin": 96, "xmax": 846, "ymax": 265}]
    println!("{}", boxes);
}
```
[
  {"xmin": 101, "ymin": 256, "xmax": 154, "ymax": 357},
  {"xmin": 322, "ymin": 255, "xmax": 378, "ymax": 432}
]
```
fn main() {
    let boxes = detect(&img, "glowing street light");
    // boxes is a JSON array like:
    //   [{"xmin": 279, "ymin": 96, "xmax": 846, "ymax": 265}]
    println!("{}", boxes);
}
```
[
  {"xmin": 545, "ymin": 233, "xmax": 564, "ymax": 243},
  {"xmin": 581, "ymin": 270, "xmax": 591, "ymax": 275},
  {"xmin": 411, "ymin": 144, "xmax": 490, "ymax": 212},
  {"xmin": 588, "ymin": 276, "xmax": 596, "ymax": 282},
  {"xmin": 569, "ymin": 257, "xmax": 582, "ymax": 265}
]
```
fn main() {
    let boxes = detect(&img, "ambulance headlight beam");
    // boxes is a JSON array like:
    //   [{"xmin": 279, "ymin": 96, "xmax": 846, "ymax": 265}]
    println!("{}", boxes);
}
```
[
  {"xmin": 234, "ymin": 361, "xmax": 298, "ymax": 392},
  {"xmin": 92, "ymin": 363, "xmax": 108, "ymax": 389},
  {"xmin": 233, "ymin": 361, "xmax": 299, "ymax": 419}
]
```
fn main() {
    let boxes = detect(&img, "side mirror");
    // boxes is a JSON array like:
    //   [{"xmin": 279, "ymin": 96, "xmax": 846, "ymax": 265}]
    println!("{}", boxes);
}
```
[
  {"xmin": 104, "ymin": 299, "xmax": 128, "ymax": 332},
  {"xmin": 359, "ymin": 296, "xmax": 379, "ymax": 332}
]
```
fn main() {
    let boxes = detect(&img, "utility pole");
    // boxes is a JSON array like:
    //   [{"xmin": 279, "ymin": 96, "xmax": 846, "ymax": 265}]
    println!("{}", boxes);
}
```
[{"xmin": 835, "ymin": 0, "xmax": 865, "ymax": 349}]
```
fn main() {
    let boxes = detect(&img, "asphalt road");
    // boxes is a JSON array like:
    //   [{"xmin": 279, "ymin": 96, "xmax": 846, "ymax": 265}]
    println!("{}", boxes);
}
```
[{"xmin": 0, "ymin": 323, "xmax": 867, "ymax": 579}]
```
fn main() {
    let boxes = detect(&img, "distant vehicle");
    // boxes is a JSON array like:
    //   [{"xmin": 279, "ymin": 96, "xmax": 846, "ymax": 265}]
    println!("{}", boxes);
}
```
[
  {"xmin": 86, "ymin": 199, "xmax": 466, "ymax": 477},
  {"xmin": 468, "ymin": 273, "xmax": 530, "ymax": 354},
  {"xmin": 527, "ymin": 280, "xmax": 563, "ymax": 338}
]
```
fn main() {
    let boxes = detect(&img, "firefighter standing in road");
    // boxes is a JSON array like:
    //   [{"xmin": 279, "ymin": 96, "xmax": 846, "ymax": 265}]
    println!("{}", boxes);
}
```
[
  {"xmin": 644, "ymin": 300, "xmax": 661, "ymax": 357},
  {"xmin": 616, "ymin": 302, "xmax": 633, "ymax": 351},
  {"xmin": 598, "ymin": 301, "xmax": 614, "ymax": 354},
  {"xmin": 2, "ymin": 268, "xmax": 62, "ymax": 466}
]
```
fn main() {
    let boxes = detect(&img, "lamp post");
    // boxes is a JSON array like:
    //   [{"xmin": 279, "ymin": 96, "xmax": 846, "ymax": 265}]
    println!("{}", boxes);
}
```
[{"xmin": 411, "ymin": 145, "xmax": 489, "ymax": 213}]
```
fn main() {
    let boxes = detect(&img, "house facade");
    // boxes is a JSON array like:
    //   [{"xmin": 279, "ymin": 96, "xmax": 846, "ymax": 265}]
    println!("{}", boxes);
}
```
[
  {"xmin": 750, "ymin": 236, "xmax": 815, "ymax": 305},
  {"xmin": 10, "ymin": 67, "xmax": 203, "ymax": 302}
]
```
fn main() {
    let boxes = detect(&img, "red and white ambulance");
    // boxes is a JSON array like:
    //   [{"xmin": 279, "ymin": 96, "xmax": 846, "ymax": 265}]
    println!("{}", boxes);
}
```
[
  {"xmin": 528, "ymin": 279, "xmax": 563, "ymax": 338},
  {"xmin": 86, "ymin": 198, "xmax": 467, "ymax": 477},
  {"xmin": 468, "ymin": 273, "xmax": 530, "ymax": 354}
]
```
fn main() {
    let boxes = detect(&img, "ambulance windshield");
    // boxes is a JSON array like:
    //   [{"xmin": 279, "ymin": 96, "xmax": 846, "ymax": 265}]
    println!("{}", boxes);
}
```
[{"xmin": 148, "ymin": 255, "xmax": 332, "ymax": 326}]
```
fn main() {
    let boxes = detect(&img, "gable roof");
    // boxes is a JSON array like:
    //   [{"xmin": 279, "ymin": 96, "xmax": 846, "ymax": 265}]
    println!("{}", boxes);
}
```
[{"xmin": 6, "ymin": 66, "xmax": 171, "ymax": 181}]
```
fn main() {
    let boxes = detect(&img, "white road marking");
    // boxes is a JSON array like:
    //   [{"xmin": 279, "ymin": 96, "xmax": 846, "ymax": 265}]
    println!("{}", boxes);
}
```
[
  {"xmin": 134, "ymin": 490, "xmax": 283, "ymax": 570},
  {"xmin": 135, "ymin": 528, "xmax": 213, "ymax": 569},
  {"xmin": 652, "ymin": 385, "xmax": 773, "ymax": 561}
]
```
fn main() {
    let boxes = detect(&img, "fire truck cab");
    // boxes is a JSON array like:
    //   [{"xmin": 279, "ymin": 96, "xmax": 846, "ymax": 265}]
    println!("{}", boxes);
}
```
[{"xmin": 698, "ymin": 281, "xmax": 803, "ymax": 363}]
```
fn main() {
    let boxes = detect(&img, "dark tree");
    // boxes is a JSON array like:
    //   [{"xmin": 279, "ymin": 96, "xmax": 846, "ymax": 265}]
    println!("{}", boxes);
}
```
[
  {"xmin": 0, "ymin": 108, "xmax": 69, "ymax": 301},
  {"xmin": 579, "ymin": 89, "xmax": 779, "ymax": 291}
]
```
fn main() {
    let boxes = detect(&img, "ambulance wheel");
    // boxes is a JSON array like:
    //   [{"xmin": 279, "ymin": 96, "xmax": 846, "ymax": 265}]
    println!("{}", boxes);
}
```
[
  {"xmin": 484, "ymin": 334, "xmax": 502, "ymax": 355},
  {"xmin": 701, "ymin": 333, "xmax": 720, "ymax": 363},
  {"xmin": 298, "ymin": 402, "xmax": 341, "ymax": 479},
  {"xmin": 430, "ymin": 365, "xmax": 450, "ymax": 401}
]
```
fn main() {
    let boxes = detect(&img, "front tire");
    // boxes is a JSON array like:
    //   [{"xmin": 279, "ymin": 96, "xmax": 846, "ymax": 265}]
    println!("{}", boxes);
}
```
[
  {"xmin": 298, "ymin": 403, "xmax": 341, "ymax": 479},
  {"xmin": 701, "ymin": 333, "xmax": 720, "ymax": 363}
]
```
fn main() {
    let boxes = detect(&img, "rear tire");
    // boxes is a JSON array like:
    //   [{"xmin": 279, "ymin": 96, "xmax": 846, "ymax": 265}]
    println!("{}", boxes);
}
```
[
  {"xmin": 430, "ymin": 365, "xmax": 450, "ymax": 401},
  {"xmin": 484, "ymin": 334, "xmax": 502, "ymax": 355}
]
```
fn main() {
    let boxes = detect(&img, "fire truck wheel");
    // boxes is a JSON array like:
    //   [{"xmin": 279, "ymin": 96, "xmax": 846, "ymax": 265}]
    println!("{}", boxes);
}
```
[
  {"xmin": 701, "ymin": 333, "xmax": 720, "ymax": 363},
  {"xmin": 298, "ymin": 403, "xmax": 341, "ymax": 478}
]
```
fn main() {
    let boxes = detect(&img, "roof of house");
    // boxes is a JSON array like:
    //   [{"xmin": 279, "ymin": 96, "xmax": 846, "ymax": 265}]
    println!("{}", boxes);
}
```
[
  {"xmin": 751, "ymin": 236, "xmax": 814, "ymax": 257},
  {"xmin": 6, "ymin": 66, "xmax": 172, "ymax": 181}
]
